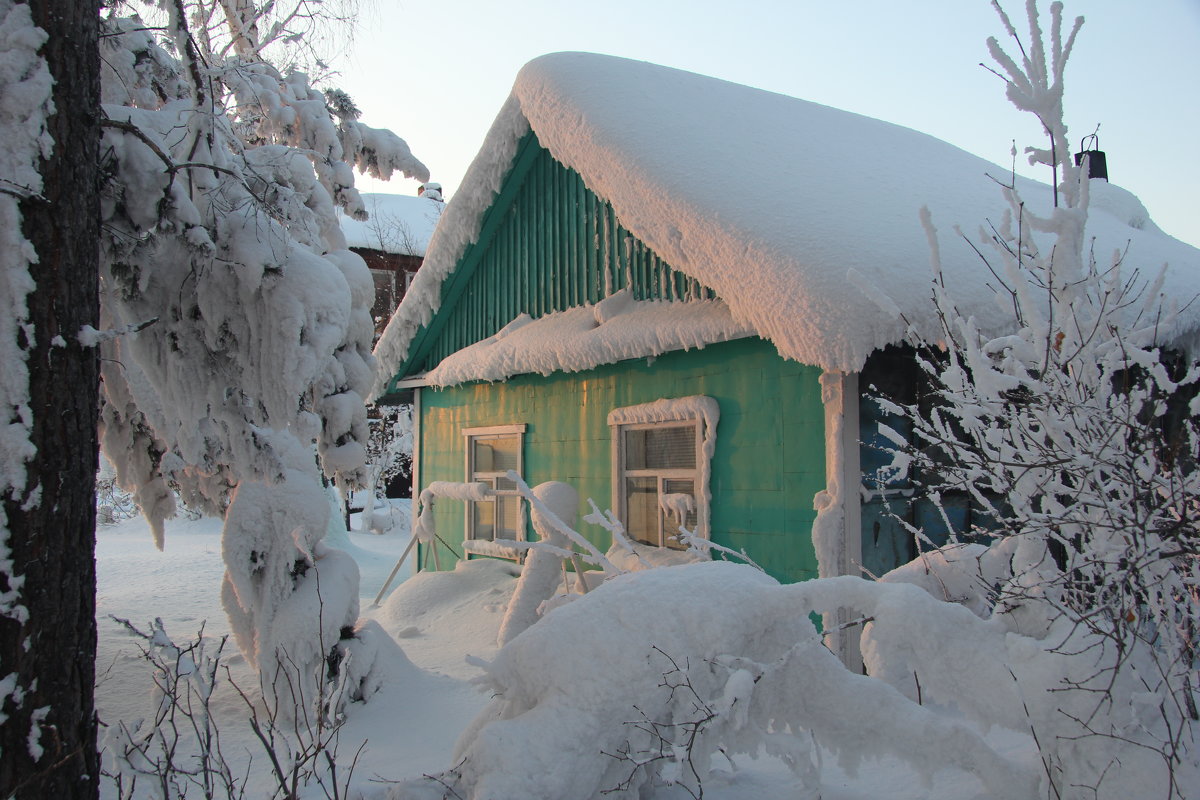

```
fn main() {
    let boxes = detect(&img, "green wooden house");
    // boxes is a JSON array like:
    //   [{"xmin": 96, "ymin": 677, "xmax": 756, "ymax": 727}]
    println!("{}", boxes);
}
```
[{"xmin": 371, "ymin": 53, "xmax": 1200, "ymax": 595}]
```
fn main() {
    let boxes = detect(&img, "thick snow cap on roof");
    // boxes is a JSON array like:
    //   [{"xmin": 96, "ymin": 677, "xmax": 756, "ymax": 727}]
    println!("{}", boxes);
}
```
[
  {"xmin": 373, "ymin": 52, "xmax": 1200, "ymax": 394},
  {"xmin": 338, "ymin": 192, "xmax": 443, "ymax": 255}
]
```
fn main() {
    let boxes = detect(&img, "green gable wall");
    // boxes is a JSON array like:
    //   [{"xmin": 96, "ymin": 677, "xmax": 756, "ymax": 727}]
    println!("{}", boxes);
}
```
[
  {"xmin": 416, "ymin": 337, "xmax": 825, "ymax": 585},
  {"xmin": 395, "ymin": 133, "xmax": 715, "ymax": 383}
]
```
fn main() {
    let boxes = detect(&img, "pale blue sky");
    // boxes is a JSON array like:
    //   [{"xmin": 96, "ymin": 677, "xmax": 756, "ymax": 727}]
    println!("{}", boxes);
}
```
[{"xmin": 337, "ymin": 0, "xmax": 1200, "ymax": 248}]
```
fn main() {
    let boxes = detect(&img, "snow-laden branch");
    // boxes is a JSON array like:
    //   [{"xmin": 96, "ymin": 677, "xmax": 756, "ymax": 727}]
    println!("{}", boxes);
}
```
[
  {"xmin": 77, "ymin": 318, "xmax": 157, "ymax": 348},
  {"xmin": 855, "ymin": 4, "xmax": 1200, "ymax": 795},
  {"xmin": 506, "ymin": 470, "xmax": 620, "ymax": 576}
]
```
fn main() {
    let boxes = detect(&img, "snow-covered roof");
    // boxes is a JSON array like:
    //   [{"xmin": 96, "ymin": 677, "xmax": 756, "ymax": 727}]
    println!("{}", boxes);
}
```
[
  {"xmin": 338, "ymin": 192, "xmax": 443, "ymax": 256},
  {"xmin": 373, "ymin": 52, "xmax": 1200, "ymax": 394}
]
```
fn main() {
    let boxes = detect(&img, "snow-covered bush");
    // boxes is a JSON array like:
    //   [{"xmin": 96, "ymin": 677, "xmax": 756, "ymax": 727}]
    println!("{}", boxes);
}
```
[
  {"xmin": 390, "ymin": 563, "xmax": 1051, "ymax": 800},
  {"xmin": 94, "ymin": 0, "xmax": 427, "ymax": 703},
  {"xmin": 866, "ymin": 2, "xmax": 1199, "ymax": 795},
  {"xmin": 392, "ymin": 554, "xmax": 1193, "ymax": 800},
  {"xmin": 96, "ymin": 460, "xmax": 137, "ymax": 526},
  {"xmin": 104, "ymin": 617, "xmax": 369, "ymax": 800},
  {"xmin": 103, "ymin": 618, "xmax": 240, "ymax": 799},
  {"xmin": 495, "ymin": 480, "xmax": 580, "ymax": 646}
]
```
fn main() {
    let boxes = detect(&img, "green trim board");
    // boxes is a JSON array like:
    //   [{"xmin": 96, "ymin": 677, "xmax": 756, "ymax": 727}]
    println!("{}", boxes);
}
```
[
  {"xmin": 387, "ymin": 134, "xmax": 716, "ymax": 393},
  {"xmin": 415, "ymin": 337, "xmax": 825, "ymax": 585}
]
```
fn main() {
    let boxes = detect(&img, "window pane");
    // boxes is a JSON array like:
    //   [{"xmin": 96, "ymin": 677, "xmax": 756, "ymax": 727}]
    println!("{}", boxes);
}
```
[
  {"xmin": 625, "ymin": 476, "xmax": 659, "ymax": 546},
  {"xmin": 472, "ymin": 496, "xmax": 495, "ymax": 541},
  {"xmin": 625, "ymin": 425, "xmax": 695, "ymax": 471},
  {"xmin": 496, "ymin": 495, "xmax": 521, "ymax": 540},
  {"xmin": 661, "ymin": 479, "xmax": 696, "ymax": 549},
  {"xmin": 474, "ymin": 435, "xmax": 520, "ymax": 473}
]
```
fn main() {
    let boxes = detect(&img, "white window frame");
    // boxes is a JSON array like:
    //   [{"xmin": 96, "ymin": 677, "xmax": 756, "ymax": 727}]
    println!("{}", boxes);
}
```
[
  {"xmin": 608, "ymin": 397, "xmax": 719, "ymax": 548},
  {"xmin": 463, "ymin": 424, "xmax": 527, "ymax": 549}
]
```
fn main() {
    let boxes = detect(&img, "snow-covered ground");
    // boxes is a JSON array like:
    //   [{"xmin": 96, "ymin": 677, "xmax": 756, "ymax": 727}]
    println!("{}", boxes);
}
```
[
  {"xmin": 96, "ymin": 504, "xmax": 506, "ymax": 798},
  {"xmin": 95, "ymin": 509, "xmax": 1035, "ymax": 800}
]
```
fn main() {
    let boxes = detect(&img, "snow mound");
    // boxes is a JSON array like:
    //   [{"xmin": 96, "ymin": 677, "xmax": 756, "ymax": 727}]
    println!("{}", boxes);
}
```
[
  {"xmin": 390, "ymin": 562, "xmax": 1041, "ymax": 800},
  {"xmin": 376, "ymin": 558, "xmax": 518, "ymax": 677}
]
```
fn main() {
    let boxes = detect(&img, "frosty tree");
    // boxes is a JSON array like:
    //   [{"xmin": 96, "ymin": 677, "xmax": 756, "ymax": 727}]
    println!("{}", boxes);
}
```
[
  {"xmin": 872, "ymin": 1, "xmax": 1199, "ymax": 794},
  {"xmin": 2, "ymin": 0, "xmax": 424, "ymax": 790},
  {"xmin": 94, "ymin": 0, "xmax": 428, "ymax": 710}
]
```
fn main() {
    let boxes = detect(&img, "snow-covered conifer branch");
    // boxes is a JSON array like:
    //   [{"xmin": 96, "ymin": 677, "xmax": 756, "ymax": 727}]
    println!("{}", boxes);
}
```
[{"xmin": 94, "ymin": 0, "xmax": 427, "ymax": 699}]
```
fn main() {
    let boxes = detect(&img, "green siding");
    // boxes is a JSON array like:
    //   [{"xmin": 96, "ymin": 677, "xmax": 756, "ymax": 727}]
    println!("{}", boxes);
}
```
[
  {"xmin": 416, "ymin": 337, "xmax": 825, "ymax": 585},
  {"xmin": 400, "ymin": 134, "xmax": 715, "ymax": 380}
]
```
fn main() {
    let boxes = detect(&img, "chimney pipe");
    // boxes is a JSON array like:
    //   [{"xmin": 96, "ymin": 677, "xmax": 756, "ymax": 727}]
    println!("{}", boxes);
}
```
[{"xmin": 1074, "ymin": 133, "xmax": 1108, "ymax": 181}]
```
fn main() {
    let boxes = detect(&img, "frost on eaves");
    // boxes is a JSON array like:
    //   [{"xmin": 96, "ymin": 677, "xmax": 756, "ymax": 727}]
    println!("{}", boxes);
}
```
[{"xmin": 370, "ymin": 98, "xmax": 529, "ymax": 398}]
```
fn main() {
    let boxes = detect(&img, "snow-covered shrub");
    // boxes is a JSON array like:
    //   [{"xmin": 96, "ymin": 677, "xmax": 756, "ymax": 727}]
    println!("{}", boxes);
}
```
[
  {"xmin": 496, "ymin": 480, "xmax": 579, "ymax": 646},
  {"xmin": 103, "ymin": 618, "xmax": 240, "ymax": 799},
  {"xmin": 390, "ymin": 563, "xmax": 1044, "ymax": 800},
  {"xmin": 94, "ymin": 0, "xmax": 427, "ymax": 703},
  {"xmin": 103, "ymin": 617, "xmax": 369, "ymax": 800},
  {"xmin": 865, "ymin": 2, "xmax": 1200, "ymax": 795},
  {"xmin": 392, "ymin": 557, "xmax": 1194, "ymax": 800}
]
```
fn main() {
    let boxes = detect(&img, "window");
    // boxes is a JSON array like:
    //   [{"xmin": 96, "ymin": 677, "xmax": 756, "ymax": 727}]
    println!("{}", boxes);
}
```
[
  {"xmin": 609, "ymin": 397, "xmax": 718, "ymax": 549},
  {"xmin": 464, "ymin": 424, "xmax": 526, "ymax": 543},
  {"xmin": 369, "ymin": 268, "xmax": 398, "ymax": 323}
]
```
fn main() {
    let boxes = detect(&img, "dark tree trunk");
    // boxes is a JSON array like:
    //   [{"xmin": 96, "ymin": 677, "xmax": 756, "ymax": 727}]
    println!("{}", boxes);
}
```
[{"xmin": 0, "ymin": 1, "xmax": 101, "ymax": 798}]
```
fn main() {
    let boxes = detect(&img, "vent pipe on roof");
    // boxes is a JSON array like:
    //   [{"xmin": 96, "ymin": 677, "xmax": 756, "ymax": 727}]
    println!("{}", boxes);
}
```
[
  {"xmin": 418, "ymin": 182, "xmax": 444, "ymax": 202},
  {"xmin": 1074, "ymin": 132, "xmax": 1108, "ymax": 181}
]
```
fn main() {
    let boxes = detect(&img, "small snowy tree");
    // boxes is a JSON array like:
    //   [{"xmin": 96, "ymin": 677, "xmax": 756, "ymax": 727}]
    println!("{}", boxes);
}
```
[
  {"xmin": 871, "ymin": 2, "xmax": 1199, "ymax": 795},
  {"xmin": 359, "ymin": 404, "xmax": 413, "ymax": 524},
  {"xmin": 362, "ymin": 193, "xmax": 443, "ymax": 257},
  {"xmin": 95, "ymin": 0, "xmax": 428, "ymax": 708}
]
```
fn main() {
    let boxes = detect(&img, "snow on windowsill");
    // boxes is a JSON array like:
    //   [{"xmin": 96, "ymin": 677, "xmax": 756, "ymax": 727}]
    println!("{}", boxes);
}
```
[
  {"xmin": 605, "ymin": 541, "xmax": 703, "ymax": 572},
  {"xmin": 606, "ymin": 394, "xmax": 719, "ymax": 431},
  {"xmin": 463, "ymin": 539, "xmax": 523, "ymax": 561}
]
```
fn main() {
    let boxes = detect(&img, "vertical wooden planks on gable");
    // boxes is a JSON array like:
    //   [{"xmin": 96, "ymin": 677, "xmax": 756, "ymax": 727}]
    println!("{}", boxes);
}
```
[
  {"xmin": 573, "ymin": 168, "xmax": 583, "ymax": 306},
  {"xmin": 556, "ymin": 158, "xmax": 566, "ymax": 311},
  {"xmin": 405, "ymin": 144, "xmax": 730, "ymax": 375},
  {"xmin": 584, "ymin": 189, "xmax": 597, "ymax": 303}
]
